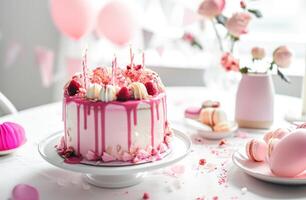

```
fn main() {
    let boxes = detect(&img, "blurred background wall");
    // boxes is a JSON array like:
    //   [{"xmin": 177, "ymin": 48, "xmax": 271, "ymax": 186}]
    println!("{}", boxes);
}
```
[{"xmin": 0, "ymin": 0, "xmax": 305, "ymax": 111}]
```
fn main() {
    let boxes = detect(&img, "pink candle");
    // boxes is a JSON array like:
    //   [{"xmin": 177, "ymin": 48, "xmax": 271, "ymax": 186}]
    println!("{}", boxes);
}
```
[
  {"xmin": 112, "ymin": 55, "xmax": 117, "ymax": 85},
  {"xmin": 130, "ymin": 46, "xmax": 134, "ymax": 68},
  {"xmin": 82, "ymin": 48, "xmax": 88, "ymax": 89}
]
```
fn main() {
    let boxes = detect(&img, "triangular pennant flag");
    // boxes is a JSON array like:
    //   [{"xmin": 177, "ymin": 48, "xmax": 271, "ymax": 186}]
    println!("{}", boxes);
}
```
[
  {"xmin": 183, "ymin": 7, "xmax": 201, "ymax": 26},
  {"xmin": 35, "ymin": 46, "xmax": 54, "ymax": 88},
  {"xmin": 66, "ymin": 57, "xmax": 83, "ymax": 78},
  {"xmin": 5, "ymin": 41, "xmax": 22, "ymax": 68}
]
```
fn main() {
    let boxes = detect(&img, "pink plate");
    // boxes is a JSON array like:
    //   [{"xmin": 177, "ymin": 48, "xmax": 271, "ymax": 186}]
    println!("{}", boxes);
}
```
[{"xmin": 232, "ymin": 151, "xmax": 306, "ymax": 185}]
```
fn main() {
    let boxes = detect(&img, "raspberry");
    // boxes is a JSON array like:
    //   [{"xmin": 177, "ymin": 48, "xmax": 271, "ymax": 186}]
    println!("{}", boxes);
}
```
[
  {"xmin": 117, "ymin": 87, "xmax": 131, "ymax": 101},
  {"xmin": 134, "ymin": 64, "xmax": 143, "ymax": 70},
  {"xmin": 142, "ymin": 192, "xmax": 150, "ymax": 200},
  {"xmin": 199, "ymin": 159, "xmax": 206, "ymax": 166},
  {"xmin": 67, "ymin": 80, "xmax": 81, "ymax": 96},
  {"xmin": 145, "ymin": 82, "xmax": 157, "ymax": 96}
]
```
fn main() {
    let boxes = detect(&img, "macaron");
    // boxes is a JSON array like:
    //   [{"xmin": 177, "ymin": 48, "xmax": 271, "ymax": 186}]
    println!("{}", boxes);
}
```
[
  {"xmin": 199, "ymin": 108, "xmax": 227, "ymax": 127},
  {"xmin": 201, "ymin": 100, "xmax": 220, "ymax": 109},
  {"xmin": 245, "ymin": 139, "xmax": 267, "ymax": 162},
  {"xmin": 184, "ymin": 107, "xmax": 201, "ymax": 120},
  {"xmin": 213, "ymin": 122, "xmax": 231, "ymax": 132},
  {"xmin": 263, "ymin": 128, "xmax": 290, "ymax": 144},
  {"xmin": 267, "ymin": 138, "xmax": 279, "ymax": 158}
]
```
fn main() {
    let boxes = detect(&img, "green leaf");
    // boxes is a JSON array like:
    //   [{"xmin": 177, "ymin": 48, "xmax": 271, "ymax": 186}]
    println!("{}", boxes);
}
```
[
  {"xmin": 277, "ymin": 68, "xmax": 291, "ymax": 83},
  {"xmin": 215, "ymin": 15, "xmax": 228, "ymax": 26},
  {"xmin": 240, "ymin": 67, "xmax": 249, "ymax": 74},
  {"xmin": 247, "ymin": 9, "xmax": 263, "ymax": 18}
]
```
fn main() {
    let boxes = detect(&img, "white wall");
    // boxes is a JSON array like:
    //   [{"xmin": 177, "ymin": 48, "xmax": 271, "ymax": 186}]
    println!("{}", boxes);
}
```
[{"xmin": 0, "ymin": 0, "xmax": 60, "ymax": 110}]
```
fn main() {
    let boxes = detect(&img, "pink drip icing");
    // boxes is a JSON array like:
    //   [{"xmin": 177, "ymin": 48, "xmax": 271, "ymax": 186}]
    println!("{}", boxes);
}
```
[
  {"xmin": 83, "ymin": 105, "xmax": 87, "ymax": 130},
  {"xmin": 76, "ymin": 104, "xmax": 81, "ymax": 156},
  {"xmin": 125, "ymin": 107, "xmax": 133, "ymax": 150},
  {"xmin": 133, "ymin": 106, "xmax": 137, "ymax": 126},
  {"xmin": 100, "ymin": 105, "xmax": 106, "ymax": 153},
  {"xmin": 93, "ymin": 106, "xmax": 99, "ymax": 153},
  {"xmin": 63, "ymin": 93, "xmax": 166, "ymax": 155},
  {"xmin": 149, "ymin": 101, "xmax": 155, "ymax": 147},
  {"xmin": 156, "ymin": 99, "xmax": 160, "ymax": 120}
]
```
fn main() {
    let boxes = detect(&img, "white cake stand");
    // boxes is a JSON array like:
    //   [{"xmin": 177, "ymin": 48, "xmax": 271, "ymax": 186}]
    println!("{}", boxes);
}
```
[{"xmin": 38, "ymin": 129, "xmax": 191, "ymax": 188}]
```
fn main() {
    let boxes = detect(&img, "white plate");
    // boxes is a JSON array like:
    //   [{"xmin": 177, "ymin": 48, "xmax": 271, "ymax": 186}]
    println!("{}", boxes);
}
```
[
  {"xmin": 0, "ymin": 141, "xmax": 26, "ymax": 155},
  {"xmin": 232, "ymin": 150, "xmax": 306, "ymax": 185},
  {"xmin": 38, "ymin": 129, "xmax": 191, "ymax": 174},
  {"xmin": 185, "ymin": 118, "xmax": 238, "ymax": 139}
]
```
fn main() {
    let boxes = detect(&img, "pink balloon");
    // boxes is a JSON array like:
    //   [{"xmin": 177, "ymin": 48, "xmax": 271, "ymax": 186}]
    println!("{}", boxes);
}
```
[
  {"xmin": 96, "ymin": 1, "xmax": 137, "ymax": 46},
  {"xmin": 50, "ymin": 0, "xmax": 96, "ymax": 40}
]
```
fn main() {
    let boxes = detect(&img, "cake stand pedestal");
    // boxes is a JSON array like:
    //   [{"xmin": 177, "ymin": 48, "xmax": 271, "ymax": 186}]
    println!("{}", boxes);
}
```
[{"xmin": 38, "ymin": 129, "xmax": 191, "ymax": 188}]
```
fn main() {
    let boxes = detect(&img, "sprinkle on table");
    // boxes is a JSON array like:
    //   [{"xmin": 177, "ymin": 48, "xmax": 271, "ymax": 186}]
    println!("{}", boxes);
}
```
[
  {"xmin": 142, "ymin": 192, "xmax": 150, "ymax": 199},
  {"xmin": 199, "ymin": 159, "xmax": 206, "ymax": 166}
]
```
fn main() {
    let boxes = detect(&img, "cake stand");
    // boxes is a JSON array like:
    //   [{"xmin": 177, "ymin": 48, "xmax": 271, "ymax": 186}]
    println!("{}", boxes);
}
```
[{"xmin": 38, "ymin": 129, "xmax": 191, "ymax": 188}]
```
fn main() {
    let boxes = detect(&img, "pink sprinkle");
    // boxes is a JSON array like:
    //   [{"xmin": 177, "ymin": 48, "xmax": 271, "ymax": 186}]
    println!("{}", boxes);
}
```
[{"xmin": 142, "ymin": 192, "xmax": 150, "ymax": 200}]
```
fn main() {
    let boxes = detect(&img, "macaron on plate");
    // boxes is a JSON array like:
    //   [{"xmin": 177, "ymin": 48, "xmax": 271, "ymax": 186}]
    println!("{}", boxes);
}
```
[
  {"xmin": 185, "ymin": 118, "xmax": 238, "ymax": 139},
  {"xmin": 232, "ymin": 150, "xmax": 306, "ymax": 185}
]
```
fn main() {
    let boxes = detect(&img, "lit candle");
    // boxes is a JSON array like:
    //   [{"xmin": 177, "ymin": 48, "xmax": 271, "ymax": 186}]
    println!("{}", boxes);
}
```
[{"xmin": 82, "ymin": 47, "xmax": 88, "ymax": 89}]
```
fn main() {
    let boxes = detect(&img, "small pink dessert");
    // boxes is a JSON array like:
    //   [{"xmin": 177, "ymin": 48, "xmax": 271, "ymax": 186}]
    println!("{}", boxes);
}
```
[
  {"xmin": 269, "ymin": 129, "xmax": 306, "ymax": 177},
  {"xmin": 184, "ymin": 107, "xmax": 201, "ymax": 120},
  {"xmin": 263, "ymin": 128, "xmax": 290, "ymax": 144},
  {"xmin": 245, "ymin": 139, "xmax": 267, "ymax": 162},
  {"xmin": 12, "ymin": 184, "xmax": 39, "ymax": 200},
  {"xmin": 201, "ymin": 100, "xmax": 220, "ymax": 108},
  {"xmin": 58, "ymin": 55, "xmax": 172, "ymax": 164},
  {"xmin": 0, "ymin": 122, "xmax": 26, "ymax": 153}
]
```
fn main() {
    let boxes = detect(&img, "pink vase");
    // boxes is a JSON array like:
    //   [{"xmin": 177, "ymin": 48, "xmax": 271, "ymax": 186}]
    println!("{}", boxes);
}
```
[{"xmin": 235, "ymin": 74, "xmax": 274, "ymax": 129}]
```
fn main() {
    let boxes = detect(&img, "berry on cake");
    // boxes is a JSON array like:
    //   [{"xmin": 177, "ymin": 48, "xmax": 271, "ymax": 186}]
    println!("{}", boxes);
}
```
[{"xmin": 57, "ymin": 49, "xmax": 173, "ymax": 164}]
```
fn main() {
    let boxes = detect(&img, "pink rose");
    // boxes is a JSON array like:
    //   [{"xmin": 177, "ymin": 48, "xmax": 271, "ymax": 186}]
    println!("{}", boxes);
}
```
[
  {"xmin": 251, "ymin": 47, "xmax": 265, "ymax": 60},
  {"xmin": 198, "ymin": 0, "xmax": 225, "ymax": 18},
  {"xmin": 220, "ymin": 52, "xmax": 240, "ymax": 72},
  {"xmin": 225, "ymin": 12, "xmax": 251, "ymax": 37},
  {"xmin": 273, "ymin": 46, "xmax": 292, "ymax": 68}
]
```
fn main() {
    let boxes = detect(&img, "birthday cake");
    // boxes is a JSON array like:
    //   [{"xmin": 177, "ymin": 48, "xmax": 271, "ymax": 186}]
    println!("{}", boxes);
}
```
[{"xmin": 56, "ymin": 52, "xmax": 173, "ymax": 164}]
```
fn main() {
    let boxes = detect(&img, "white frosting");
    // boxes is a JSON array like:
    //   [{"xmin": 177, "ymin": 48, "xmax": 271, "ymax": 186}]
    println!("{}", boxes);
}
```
[
  {"xmin": 99, "ymin": 85, "xmax": 118, "ymax": 102},
  {"xmin": 129, "ymin": 82, "xmax": 149, "ymax": 100},
  {"xmin": 86, "ymin": 83, "xmax": 102, "ymax": 99}
]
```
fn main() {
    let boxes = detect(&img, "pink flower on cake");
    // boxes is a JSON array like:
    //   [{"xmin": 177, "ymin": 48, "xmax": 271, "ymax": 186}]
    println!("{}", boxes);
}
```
[
  {"xmin": 101, "ymin": 152, "xmax": 116, "ymax": 162},
  {"xmin": 86, "ymin": 150, "xmax": 99, "ymax": 161},
  {"xmin": 198, "ymin": 0, "xmax": 225, "ymax": 18},
  {"xmin": 273, "ymin": 45, "xmax": 292, "ymax": 68},
  {"xmin": 251, "ymin": 47, "xmax": 265, "ymax": 60},
  {"xmin": 220, "ymin": 52, "xmax": 240, "ymax": 72},
  {"xmin": 225, "ymin": 12, "xmax": 251, "ymax": 37}
]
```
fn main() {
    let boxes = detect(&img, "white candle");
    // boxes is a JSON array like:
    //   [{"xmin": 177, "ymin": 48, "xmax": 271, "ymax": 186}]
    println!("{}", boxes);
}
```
[
  {"xmin": 129, "ymin": 46, "xmax": 134, "ymax": 68},
  {"xmin": 142, "ymin": 51, "xmax": 145, "ymax": 68}
]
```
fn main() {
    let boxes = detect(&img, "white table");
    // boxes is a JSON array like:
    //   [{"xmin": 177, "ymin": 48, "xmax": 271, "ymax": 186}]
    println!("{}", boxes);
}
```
[{"xmin": 1, "ymin": 87, "xmax": 306, "ymax": 200}]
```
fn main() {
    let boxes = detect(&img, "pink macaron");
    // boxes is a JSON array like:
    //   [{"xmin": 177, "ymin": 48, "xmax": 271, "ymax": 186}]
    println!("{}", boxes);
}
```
[
  {"xmin": 0, "ymin": 122, "xmax": 26, "ymax": 152},
  {"xmin": 263, "ymin": 128, "xmax": 290, "ymax": 144},
  {"xmin": 269, "ymin": 129, "xmax": 306, "ymax": 177},
  {"xmin": 184, "ymin": 107, "xmax": 201, "ymax": 120},
  {"xmin": 245, "ymin": 139, "xmax": 267, "ymax": 162}
]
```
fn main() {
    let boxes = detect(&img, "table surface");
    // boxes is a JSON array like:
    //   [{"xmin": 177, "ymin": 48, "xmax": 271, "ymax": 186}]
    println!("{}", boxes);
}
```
[{"xmin": 1, "ymin": 87, "xmax": 306, "ymax": 200}]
